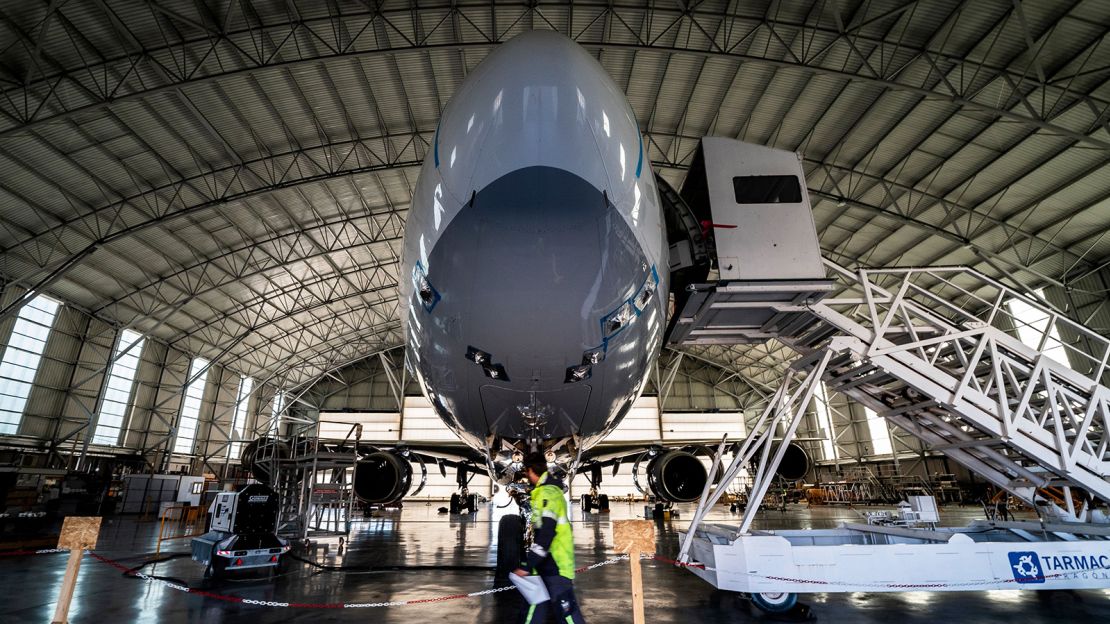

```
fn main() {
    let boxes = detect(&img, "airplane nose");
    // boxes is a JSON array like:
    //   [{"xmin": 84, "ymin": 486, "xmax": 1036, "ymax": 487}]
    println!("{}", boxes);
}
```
[{"xmin": 424, "ymin": 165, "xmax": 649, "ymax": 384}]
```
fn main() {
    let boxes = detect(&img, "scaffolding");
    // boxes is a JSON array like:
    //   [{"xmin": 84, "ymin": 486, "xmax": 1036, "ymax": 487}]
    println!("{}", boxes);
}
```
[{"xmin": 253, "ymin": 423, "xmax": 362, "ymax": 540}]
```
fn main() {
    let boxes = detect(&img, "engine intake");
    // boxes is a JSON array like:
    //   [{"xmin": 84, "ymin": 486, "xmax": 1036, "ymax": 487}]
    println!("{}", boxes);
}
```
[
  {"xmin": 646, "ymin": 450, "xmax": 708, "ymax": 503},
  {"xmin": 354, "ymin": 451, "xmax": 413, "ymax": 504},
  {"xmin": 774, "ymin": 443, "xmax": 810, "ymax": 481},
  {"xmin": 239, "ymin": 437, "xmax": 289, "ymax": 485}
]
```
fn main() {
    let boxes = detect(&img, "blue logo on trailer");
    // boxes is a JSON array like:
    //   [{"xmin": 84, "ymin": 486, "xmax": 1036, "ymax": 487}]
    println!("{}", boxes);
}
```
[{"xmin": 1008, "ymin": 551, "xmax": 1045, "ymax": 584}]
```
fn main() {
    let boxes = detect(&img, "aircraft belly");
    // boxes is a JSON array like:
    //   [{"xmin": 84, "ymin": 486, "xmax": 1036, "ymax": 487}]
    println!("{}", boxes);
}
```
[{"xmin": 479, "ymin": 384, "xmax": 592, "ymax": 439}]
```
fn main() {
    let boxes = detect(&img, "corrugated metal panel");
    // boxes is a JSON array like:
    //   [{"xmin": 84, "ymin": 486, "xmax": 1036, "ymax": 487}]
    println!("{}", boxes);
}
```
[
  {"xmin": 661, "ymin": 411, "xmax": 745, "ymax": 441},
  {"xmin": 605, "ymin": 397, "xmax": 662, "ymax": 442}
]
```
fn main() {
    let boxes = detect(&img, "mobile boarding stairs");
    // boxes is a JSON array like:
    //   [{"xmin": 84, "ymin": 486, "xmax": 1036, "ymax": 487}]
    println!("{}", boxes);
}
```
[{"xmin": 662, "ymin": 138, "xmax": 1110, "ymax": 611}]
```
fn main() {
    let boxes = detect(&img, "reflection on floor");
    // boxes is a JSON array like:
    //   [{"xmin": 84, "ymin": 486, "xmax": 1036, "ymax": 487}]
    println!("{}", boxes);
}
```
[{"xmin": 2, "ymin": 500, "xmax": 1108, "ymax": 622}]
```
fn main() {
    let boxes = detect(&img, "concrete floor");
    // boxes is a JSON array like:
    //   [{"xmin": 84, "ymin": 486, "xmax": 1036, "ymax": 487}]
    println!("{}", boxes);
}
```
[{"xmin": 3, "ymin": 500, "xmax": 1109, "ymax": 622}]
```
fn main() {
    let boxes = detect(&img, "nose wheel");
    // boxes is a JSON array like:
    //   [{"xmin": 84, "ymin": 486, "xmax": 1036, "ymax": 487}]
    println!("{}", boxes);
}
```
[{"xmin": 494, "ymin": 514, "xmax": 525, "ymax": 579}]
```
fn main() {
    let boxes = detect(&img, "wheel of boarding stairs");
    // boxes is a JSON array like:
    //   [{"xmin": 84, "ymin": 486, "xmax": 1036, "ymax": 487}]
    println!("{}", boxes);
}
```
[{"xmin": 750, "ymin": 591, "xmax": 797, "ymax": 613}]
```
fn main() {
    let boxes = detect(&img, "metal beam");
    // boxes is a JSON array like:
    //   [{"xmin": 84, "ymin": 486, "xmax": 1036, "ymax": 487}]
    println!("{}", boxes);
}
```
[{"xmin": 2, "ymin": 3, "xmax": 1105, "ymax": 146}]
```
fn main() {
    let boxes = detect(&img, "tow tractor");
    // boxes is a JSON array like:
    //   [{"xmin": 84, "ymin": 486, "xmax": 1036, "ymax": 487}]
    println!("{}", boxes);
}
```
[{"xmin": 191, "ymin": 483, "xmax": 290, "ymax": 579}]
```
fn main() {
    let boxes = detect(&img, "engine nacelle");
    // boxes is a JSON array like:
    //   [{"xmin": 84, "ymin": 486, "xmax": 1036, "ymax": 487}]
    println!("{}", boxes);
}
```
[
  {"xmin": 646, "ymin": 450, "xmax": 708, "ymax": 503},
  {"xmin": 774, "ymin": 443, "xmax": 810, "ymax": 481},
  {"xmin": 354, "ymin": 451, "xmax": 413, "ymax": 504},
  {"xmin": 239, "ymin": 437, "xmax": 289, "ymax": 485}
]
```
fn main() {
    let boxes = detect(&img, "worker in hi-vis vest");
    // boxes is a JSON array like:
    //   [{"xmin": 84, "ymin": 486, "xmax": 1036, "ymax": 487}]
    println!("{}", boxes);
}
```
[{"xmin": 514, "ymin": 452, "xmax": 587, "ymax": 624}]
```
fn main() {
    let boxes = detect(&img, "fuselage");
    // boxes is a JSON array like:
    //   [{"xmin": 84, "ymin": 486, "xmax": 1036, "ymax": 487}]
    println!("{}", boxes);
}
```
[{"xmin": 398, "ymin": 31, "xmax": 668, "ymax": 454}]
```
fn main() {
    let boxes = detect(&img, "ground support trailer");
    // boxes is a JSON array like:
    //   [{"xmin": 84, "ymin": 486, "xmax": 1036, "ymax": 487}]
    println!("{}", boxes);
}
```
[{"xmin": 682, "ymin": 520, "xmax": 1110, "ymax": 612}]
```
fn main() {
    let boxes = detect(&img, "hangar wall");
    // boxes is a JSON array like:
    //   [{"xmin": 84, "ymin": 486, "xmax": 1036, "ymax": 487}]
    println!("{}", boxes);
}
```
[
  {"xmin": 0, "ymin": 283, "xmax": 288, "ymax": 477},
  {"xmin": 3, "ymin": 269, "xmax": 1099, "ymax": 497}
]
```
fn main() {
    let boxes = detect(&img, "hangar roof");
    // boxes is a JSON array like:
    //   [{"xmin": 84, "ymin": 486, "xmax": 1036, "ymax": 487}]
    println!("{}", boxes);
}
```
[{"xmin": 0, "ymin": 0, "xmax": 1107, "ymax": 391}]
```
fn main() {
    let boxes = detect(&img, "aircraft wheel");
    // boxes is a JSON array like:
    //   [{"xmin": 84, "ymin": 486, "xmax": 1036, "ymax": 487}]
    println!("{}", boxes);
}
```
[
  {"xmin": 450, "ymin": 493, "xmax": 461, "ymax": 514},
  {"xmin": 598, "ymin": 494, "xmax": 610, "ymax": 512},
  {"xmin": 580, "ymin": 494, "xmax": 593, "ymax": 513},
  {"xmin": 495, "ymin": 515, "xmax": 525, "ymax": 579},
  {"xmin": 467, "ymin": 494, "xmax": 479, "ymax": 513},
  {"xmin": 750, "ymin": 591, "xmax": 797, "ymax": 613}
]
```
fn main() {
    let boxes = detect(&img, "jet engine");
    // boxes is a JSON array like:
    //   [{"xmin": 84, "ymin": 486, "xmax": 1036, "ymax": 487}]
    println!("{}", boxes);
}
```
[
  {"xmin": 646, "ymin": 450, "xmax": 708, "ymax": 503},
  {"xmin": 353, "ymin": 451, "xmax": 413, "ymax": 504},
  {"xmin": 774, "ymin": 443, "xmax": 811, "ymax": 481},
  {"xmin": 239, "ymin": 437, "xmax": 289, "ymax": 485}
]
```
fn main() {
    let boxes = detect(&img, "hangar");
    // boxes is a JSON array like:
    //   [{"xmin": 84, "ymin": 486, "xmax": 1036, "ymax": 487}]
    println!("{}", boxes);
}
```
[{"xmin": 0, "ymin": 0, "xmax": 1108, "ymax": 622}]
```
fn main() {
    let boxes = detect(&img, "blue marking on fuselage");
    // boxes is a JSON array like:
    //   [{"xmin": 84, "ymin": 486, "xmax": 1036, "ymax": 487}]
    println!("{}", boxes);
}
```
[
  {"xmin": 635, "ymin": 133, "xmax": 643, "ymax": 178},
  {"xmin": 433, "ymin": 122, "xmax": 440, "ymax": 168},
  {"xmin": 596, "ymin": 263, "xmax": 657, "ymax": 348}
]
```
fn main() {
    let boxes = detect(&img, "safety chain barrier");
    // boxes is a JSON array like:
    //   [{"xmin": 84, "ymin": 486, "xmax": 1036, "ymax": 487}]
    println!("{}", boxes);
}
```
[
  {"xmin": 577, "ymin": 554, "xmax": 630, "ymax": 572},
  {"xmin": 87, "ymin": 551, "xmax": 522, "ymax": 609},
  {"xmin": 0, "ymin": 548, "xmax": 640, "ymax": 609},
  {"xmin": 0, "ymin": 547, "xmax": 1078, "ymax": 607}
]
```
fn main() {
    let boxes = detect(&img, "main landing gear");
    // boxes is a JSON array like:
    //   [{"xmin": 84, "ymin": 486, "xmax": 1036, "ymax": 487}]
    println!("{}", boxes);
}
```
[
  {"xmin": 449, "ymin": 490, "xmax": 479, "ymax": 514},
  {"xmin": 579, "ymin": 464, "xmax": 610, "ymax": 514},
  {"xmin": 449, "ymin": 462, "xmax": 480, "ymax": 514}
]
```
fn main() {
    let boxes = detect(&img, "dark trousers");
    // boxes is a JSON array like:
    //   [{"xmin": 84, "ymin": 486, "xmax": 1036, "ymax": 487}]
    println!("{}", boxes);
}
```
[{"xmin": 523, "ymin": 575, "xmax": 586, "ymax": 624}]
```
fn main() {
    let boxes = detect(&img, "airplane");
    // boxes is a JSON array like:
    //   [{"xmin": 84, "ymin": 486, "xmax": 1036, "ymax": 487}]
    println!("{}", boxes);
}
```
[
  {"xmin": 394, "ymin": 27, "xmax": 708, "ymax": 504},
  {"xmin": 242, "ymin": 29, "xmax": 809, "ymax": 574}
]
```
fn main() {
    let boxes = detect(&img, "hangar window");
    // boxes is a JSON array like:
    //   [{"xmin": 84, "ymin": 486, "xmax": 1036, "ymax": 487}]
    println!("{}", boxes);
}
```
[
  {"xmin": 0, "ymin": 296, "xmax": 60, "ymax": 435},
  {"xmin": 813, "ymin": 383, "xmax": 837, "ymax": 462},
  {"xmin": 1009, "ymin": 290, "xmax": 1069, "ymax": 367},
  {"xmin": 269, "ymin": 390, "xmax": 285, "ymax": 435},
  {"xmin": 865, "ymin": 407, "xmax": 893, "ymax": 456},
  {"xmin": 173, "ymin": 358, "xmax": 210, "ymax": 454},
  {"xmin": 732, "ymin": 175, "xmax": 802, "ymax": 204},
  {"xmin": 228, "ymin": 375, "xmax": 253, "ymax": 460},
  {"xmin": 92, "ymin": 329, "xmax": 145, "ymax": 445}
]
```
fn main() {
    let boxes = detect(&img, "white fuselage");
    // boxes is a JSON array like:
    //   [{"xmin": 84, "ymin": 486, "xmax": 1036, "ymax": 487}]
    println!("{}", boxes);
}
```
[{"xmin": 399, "ymin": 31, "xmax": 667, "ymax": 453}]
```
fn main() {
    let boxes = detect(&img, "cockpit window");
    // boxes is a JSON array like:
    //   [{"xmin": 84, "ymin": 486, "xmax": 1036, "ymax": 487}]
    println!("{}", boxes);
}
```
[{"xmin": 732, "ymin": 175, "xmax": 802, "ymax": 204}]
